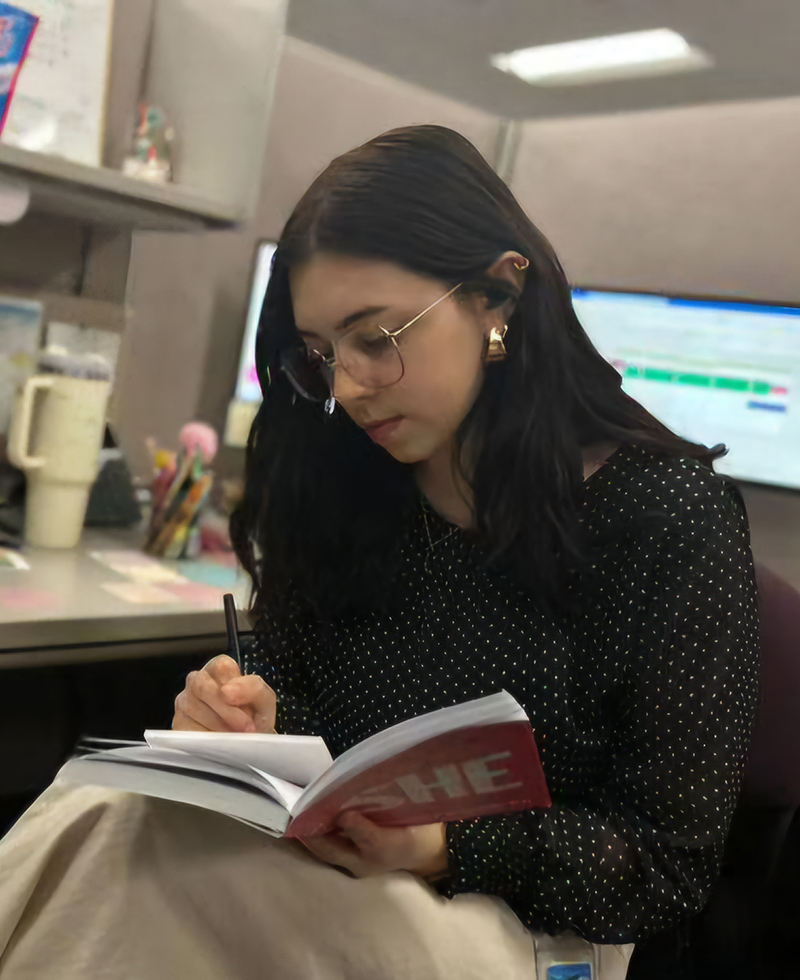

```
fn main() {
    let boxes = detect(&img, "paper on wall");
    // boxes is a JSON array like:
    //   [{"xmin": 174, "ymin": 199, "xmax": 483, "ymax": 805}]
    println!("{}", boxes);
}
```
[
  {"xmin": 0, "ymin": 295, "xmax": 41, "ymax": 434},
  {"xmin": 1, "ymin": 0, "xmax": 114, "ymax": 167}
]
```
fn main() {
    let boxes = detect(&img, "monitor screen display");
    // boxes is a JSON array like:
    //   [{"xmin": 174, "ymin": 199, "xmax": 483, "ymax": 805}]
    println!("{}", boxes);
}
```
[
  {"xmin": 235, "ymin": 241, "xmax": 277, "ymax": 404},
  {"xmin": 572, "ymin": 289, "xmax": 800, "ymax": 490}
]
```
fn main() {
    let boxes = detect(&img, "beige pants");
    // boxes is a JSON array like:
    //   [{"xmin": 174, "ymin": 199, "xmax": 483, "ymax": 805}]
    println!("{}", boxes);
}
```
[{"xmin": 0, "ymin": 783, "xmax": 633, "ymax": 980}]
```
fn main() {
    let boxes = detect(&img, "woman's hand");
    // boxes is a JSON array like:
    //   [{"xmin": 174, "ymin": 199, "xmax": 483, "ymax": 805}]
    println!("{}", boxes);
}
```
[
  {"xmin": 173, "ymin": 654, "xmax": 276, "ymax": 733},
  {"xmin": 300, "ymin": 811, "xmax": 449, "ymax": 880}
]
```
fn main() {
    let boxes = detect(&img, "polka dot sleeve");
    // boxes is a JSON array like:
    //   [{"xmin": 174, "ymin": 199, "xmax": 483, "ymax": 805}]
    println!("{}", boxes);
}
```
[
  {"xmin": 443, "ymin": 475, "xmax": 760, "ymax": 943},
  {"xmin": 242, "ymin": 603, "xmax": 329, "ymax": 739}
]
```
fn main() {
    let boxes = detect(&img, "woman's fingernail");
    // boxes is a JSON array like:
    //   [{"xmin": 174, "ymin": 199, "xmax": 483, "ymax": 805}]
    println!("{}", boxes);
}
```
[{"xmin": 243, "ymin": 720, "xmax": 256, "ymax": 733}]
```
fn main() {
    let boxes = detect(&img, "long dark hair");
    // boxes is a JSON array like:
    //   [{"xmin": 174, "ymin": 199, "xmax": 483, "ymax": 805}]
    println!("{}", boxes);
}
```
[{"xmin": 231, "ymin": 125, "xmax": 724, "ymax": 621}]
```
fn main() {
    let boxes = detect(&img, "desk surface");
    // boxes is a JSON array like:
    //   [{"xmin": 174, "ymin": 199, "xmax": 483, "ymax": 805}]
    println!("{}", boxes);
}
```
[
  {"xmin": 3, "ymin": 484, "xmax": 796, "ymax": 669},
  {"xmin": 0, "ymin": 528, "xmax": 250, "ymax": 668}
]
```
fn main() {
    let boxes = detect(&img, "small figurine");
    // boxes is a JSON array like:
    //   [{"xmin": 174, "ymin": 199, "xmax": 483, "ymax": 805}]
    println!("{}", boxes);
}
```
[{"xmin": 122, "ymin": 103, "xmax": 174, "ymax": 184}]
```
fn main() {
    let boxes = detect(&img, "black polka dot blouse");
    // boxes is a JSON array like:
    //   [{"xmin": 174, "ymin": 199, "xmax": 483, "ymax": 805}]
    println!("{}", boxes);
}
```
[{"xmin": 243, "ymin": 443, "xmax": 760, "ymax": 945}]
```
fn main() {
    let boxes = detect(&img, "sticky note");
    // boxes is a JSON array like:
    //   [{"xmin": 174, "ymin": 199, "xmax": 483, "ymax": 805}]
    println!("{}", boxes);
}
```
[
  {"xmin": 101, "ymin": 581, "xmax": 180, "ymax": 605},
  {"xmin": 177, "ymin": 561, "xmax": 238, "ymax": 589},
  {"xmin": 0, "ymin": 586, "xmax": 61, "ymax": 610},
  {"xmin": 0, "ymin": 548, "xmax": 29, "ymax": 570},
  {"xmin": 162, "ymin": 582, "xmax": 226, "ymax": 606},
  {"xmin": 90, "ymin": 550, "xmax": 187, "ymax": 584}
]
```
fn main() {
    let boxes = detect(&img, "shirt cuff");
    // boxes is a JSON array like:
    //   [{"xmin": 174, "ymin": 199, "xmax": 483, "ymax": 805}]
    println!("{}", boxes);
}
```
[{"xmin": 442, "ymin": 812, "xmax": 547, "ymax": 915}]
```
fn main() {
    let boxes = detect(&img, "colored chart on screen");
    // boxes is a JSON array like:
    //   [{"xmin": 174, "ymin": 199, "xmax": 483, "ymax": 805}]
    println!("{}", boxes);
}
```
[{"xmin": 572, "ymin": 290, "xmax": 800, "ymax": 490}]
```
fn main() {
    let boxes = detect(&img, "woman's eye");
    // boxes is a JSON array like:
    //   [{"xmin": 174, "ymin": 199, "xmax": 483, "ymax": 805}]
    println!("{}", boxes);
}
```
[{"xmin": 354, "ymin": 332, "xmax": 392, "ymax": 356}]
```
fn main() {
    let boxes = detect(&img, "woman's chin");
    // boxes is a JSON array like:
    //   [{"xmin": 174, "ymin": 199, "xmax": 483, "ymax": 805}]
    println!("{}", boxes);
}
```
[
  {"xmin": 365, "ymin": 419, "xmax": 446, "ymax": 466},
  {"xmin": 384, "ymin": 438, "xmax": 443, "ymax": 467},
  {"xmin": 383, "ymin": 443, "xmax": 424, "ymax": 465}
]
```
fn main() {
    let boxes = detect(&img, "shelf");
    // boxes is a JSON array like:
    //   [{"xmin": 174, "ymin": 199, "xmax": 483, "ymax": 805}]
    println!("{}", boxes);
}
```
[
  {"xmin": 42, "ymin": 293, "xmax": 128, "ymax": 332},
  {"xmin": 0, "ymin": 144, "xmax": 241, "ymax": 232},
  {"xmin": 43, "ymin": 294, "xmax": 127, "ymax": 331},
  {"xmin": 0, "ymin": 286, "xmax": 128, "ymax": 332}
]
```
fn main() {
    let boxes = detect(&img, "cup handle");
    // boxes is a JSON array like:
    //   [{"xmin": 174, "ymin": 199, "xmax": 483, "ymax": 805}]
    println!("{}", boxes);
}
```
[{"xmin": 7, "ymin": 376, "xmax": 55, "ymax": 471}]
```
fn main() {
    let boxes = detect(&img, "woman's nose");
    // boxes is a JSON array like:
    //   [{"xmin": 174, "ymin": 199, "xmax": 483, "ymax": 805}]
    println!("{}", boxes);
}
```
[{"xmin": 332, "ymin": 366, "xmax": 372, "ymax": 404}]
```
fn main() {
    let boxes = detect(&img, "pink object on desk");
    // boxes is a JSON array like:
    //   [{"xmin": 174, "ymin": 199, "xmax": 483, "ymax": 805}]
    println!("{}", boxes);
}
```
[
  {"xmin": 0, "ymin": 587, "xmax": 62, "ymax": 610},
  {"xmin": 179, "ymin": 422, "xmax": 218, "ymax": 465}
]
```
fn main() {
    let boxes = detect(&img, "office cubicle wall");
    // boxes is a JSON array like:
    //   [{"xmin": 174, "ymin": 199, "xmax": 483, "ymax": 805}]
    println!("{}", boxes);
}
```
[{"xmin": 510, "ymin": 95, "xmax": 800, "ymax": 305}]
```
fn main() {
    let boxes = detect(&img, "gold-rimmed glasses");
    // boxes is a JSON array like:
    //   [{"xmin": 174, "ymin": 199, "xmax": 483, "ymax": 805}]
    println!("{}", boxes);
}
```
[{"xmin": 282, "ymin": 283, "xmax": 462, "ymax": 405}]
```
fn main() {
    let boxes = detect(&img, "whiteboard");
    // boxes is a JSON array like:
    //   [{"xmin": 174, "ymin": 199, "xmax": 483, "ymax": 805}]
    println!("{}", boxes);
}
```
[{"xmin": 1, "ymin": 0, "xmax": 114, "ymax": 167}]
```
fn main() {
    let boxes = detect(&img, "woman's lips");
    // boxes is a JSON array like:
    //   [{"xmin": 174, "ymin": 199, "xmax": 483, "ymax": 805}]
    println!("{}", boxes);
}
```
[{"xmin": 363, "ymin": 416, "xmax": 404, "ymax": 445}]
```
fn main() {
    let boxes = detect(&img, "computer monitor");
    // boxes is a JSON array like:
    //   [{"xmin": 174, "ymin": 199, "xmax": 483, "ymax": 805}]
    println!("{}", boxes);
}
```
[
  {"xmin": 224, "ymin": 241, "xmax": 277, "ymax": 447},
  {"xmin": 235, "ymin": 241, "xmax": 277, "ymax": 403},
  {"xmin": 571, "ymin": 288, "xmax": 800, "ymax": 490}
]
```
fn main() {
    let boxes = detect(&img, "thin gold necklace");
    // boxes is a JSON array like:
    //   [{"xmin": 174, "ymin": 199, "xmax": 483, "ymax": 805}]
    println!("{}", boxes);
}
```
[{"xmin": 421, "ymin": 502, "xmax": 458, "ymax": 553}]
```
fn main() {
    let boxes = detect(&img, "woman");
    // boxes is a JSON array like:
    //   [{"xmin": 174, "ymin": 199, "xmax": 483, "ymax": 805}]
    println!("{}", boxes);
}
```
[{"xmin": 0, "ymin": 126, "xmax": 759, "ymax": 980}]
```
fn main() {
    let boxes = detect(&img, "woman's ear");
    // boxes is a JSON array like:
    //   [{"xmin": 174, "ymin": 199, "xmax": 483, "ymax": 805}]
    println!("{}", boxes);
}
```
[
  {"xmin": 479, "ymin": 250, "xmax": 528, "ymax": 336},
  {"xmin": 485, "ymin": 251, "xmax": 529, "ymax": 292}
]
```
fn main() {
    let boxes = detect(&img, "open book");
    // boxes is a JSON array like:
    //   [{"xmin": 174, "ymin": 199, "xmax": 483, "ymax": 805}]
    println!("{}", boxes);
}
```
[{"xmin": 57, "ymin": 691, "xmax": 551, "ymax": 837}]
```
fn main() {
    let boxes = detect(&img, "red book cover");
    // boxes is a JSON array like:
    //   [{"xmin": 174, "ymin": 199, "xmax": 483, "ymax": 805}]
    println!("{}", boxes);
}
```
[{"xmin": 285, "ymin": 720, "xmax": 551, "ymax": 838}]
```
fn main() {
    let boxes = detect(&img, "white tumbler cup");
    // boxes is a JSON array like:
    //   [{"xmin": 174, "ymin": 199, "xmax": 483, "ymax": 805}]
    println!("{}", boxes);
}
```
[{"xmin": 8, "ymin": 372, "xmax": 111, "ymax": 548}]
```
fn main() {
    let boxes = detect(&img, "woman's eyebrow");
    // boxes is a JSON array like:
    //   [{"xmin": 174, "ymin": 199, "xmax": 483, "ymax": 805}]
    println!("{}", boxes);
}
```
[
  {"xmin": 297, "ymin": 306, "xmax": 390, "ymax": 338},
  {"xmin": 338, "ymin": 306, "xmax": 389, "ymax": 331}
]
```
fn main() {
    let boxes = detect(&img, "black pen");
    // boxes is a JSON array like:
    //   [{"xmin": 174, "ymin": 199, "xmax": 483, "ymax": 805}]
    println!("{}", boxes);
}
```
[{"xmin": 223, "ymin": 593, "xmax": 243, "ymax": 671}]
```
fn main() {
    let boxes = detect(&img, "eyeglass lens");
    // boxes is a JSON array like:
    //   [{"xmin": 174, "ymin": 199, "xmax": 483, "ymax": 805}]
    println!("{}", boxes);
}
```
[
  {"xmin": 284, "ymin": 327, "xmax": 404, "ymax": 402},
  {"xmin": 335, "ymin": 325, "xmax": 404, "ymax": 390},
  {"xmin": 281, "ymin": 347, "xmax": 332, "ymax": 403}
]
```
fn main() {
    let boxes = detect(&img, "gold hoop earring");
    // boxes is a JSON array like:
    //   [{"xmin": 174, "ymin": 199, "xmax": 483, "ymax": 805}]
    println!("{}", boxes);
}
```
[
  {"xmin": 513, "ymin": 257, "xmax": 530, "ymax": 271},
  {"xmin": 486, "ymin": 324, "xmax": 508, "ymax": 363}
]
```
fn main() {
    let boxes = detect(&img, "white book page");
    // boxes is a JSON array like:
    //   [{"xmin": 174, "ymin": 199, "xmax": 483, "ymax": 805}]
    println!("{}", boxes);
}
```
[
  {"xmin": 58, "ymin": 754, "xmax": 291, "ymax": 835},
  {"xmin": 249, "ymin": 768, "xmax": 304, "ymax": 811},
  {"xmin": 144, "ymin": 730, "xmax": 333, "ymax": 787},
  {"xmin": 92, "ymin": 745, "xmax": 286, "ymax": 799},
  {"xmin": 294, "ymin": 690, "xmax": 527, "ymax": 813}
]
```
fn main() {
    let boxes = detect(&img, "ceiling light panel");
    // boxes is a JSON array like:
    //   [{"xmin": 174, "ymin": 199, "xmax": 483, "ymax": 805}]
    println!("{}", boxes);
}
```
[{"xmin": 491, "ymin": 29, "xmax": 714, "ymax": 87}]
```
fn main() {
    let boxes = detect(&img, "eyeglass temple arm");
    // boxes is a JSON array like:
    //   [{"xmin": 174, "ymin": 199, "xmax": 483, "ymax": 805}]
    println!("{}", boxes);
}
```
[{"xmin": 385, "ymin": 283, "xmax": 462, "ymax": 340}]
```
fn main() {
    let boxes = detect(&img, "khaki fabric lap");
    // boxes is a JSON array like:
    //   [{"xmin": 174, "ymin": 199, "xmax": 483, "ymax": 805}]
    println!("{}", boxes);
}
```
[{"xmin": 0, "ymin": 783, "xmax": 632, "ymax": 980}]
